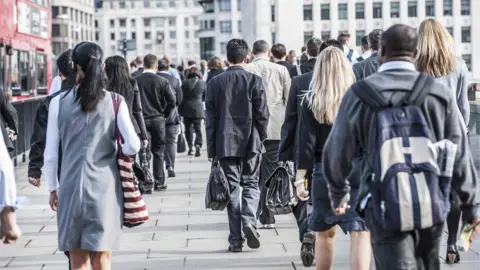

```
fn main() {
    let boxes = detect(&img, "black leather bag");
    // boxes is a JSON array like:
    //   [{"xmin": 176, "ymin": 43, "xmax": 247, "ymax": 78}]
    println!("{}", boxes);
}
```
[
  {"xmin": 136, "ymin": 146, "xmax": 154, "ymax": 193},
  {"xmin": 265, "ymin": 165, "xmax": 297, "ymax": 215},
  {"xmin": 205, "ymin": 159, "xmax": 230, "ymax": 211}
]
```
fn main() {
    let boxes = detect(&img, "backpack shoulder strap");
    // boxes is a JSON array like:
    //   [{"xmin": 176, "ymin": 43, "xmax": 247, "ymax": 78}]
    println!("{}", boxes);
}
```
[
  {"xmin": 406, "ymin": 73, "xmax": 431, "ymax": 106},
  {"xmin": 296, "ymin": 65, "xmax": 302, "ymax": 75},
  {"xmin": 351, "ymin": 80, "xmax": 389, "ymax": 109},
  {"xmin": 347, "ymin": 49, "xmax": 354, "ymax": 61}
]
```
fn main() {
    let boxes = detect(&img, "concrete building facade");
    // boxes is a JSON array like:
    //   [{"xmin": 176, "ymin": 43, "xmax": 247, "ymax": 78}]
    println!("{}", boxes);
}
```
[
  {"xmin": 95, "ymin": 0, "xmax": 203, "ymax": 64},
  {"xmin": 198, "ymin": 0, "xmax": 479, "ymax": 79},
  {"xmin": 51, "ymin": 0, "xmax": 95, "ymax": 56}
]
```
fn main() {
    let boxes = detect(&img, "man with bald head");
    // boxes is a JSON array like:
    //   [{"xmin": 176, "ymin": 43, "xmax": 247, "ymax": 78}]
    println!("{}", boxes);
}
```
[{"xmin": 323, "ymin": 24, "xmax": 480, "ymax": 269}]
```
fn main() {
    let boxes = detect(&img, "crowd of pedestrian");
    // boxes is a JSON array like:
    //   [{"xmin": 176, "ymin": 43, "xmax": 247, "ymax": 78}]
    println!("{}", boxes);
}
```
[{"xmin": 0, "ymin": 18, "xmax": 480, "ymax": 270}]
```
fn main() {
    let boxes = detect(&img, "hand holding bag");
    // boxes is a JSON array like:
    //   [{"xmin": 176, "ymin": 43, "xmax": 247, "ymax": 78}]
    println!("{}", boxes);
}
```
[
  {"xmin": 111, "ymin": 93, "xmax": 149, "ymax": 228},
  {"xmin": 177, "ymin": 119, "xmax": 187, "ymax": 153}
]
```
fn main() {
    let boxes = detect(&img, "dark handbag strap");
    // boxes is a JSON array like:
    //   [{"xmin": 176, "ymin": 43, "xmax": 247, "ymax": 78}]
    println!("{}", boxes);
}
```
[{"xmin": 111, "ymin": 92, "xmax": 122, "ymax": 149}]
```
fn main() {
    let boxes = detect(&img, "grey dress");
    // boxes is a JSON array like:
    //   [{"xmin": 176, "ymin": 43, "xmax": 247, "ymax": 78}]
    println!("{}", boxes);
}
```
[{"xmin": 56, "ymin": 90, "xmax": 123, "ymax": 252}]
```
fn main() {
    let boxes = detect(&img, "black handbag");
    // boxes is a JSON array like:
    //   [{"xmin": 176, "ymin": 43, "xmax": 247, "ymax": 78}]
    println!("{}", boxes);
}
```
[
  {"xmin": 265, "ymin": 164, "xmax": 297, "ymax": 215},
  {"xmin": 136, "ymin": 146, "xmax": 154, "ymax": 193},
  {"xmin": 177, "ymin": 122, "xmax": 187, "ymax": 153},
  {"xmin": 205, "ymin": 159, "xmax": 230, "ymax": 211}
]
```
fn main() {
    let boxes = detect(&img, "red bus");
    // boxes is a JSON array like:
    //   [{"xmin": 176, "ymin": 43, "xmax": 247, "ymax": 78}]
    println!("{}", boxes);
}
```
[{"xmin": 0, "ymin": 0, "xmax": 52, "ymax": 101}]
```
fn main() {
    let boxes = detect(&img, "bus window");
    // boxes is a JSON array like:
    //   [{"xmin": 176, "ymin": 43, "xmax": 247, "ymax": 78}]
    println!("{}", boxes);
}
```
[
  {"xmin": 19, "ymin": 51, "xmax": 30, "ymax": 92},
  {"xmin": 10, "ymin": 50, "xmax": 19, "ymax": 90},
  {"xmin": 36, "ymin": 53, "xmax": 47, "ymax": 94},
  {"xmin": 0, "ymin": 46, "xmax": 4, "ymax": 93}
]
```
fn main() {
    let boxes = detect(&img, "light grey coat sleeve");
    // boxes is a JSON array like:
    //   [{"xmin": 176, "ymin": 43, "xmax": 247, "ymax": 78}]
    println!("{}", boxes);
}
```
[{"xmin": 456, "ymin": 60, "xmax": 470, "ymax": 126}]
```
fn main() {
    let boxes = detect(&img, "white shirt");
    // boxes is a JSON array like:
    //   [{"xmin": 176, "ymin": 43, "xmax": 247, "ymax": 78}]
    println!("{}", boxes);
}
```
[
  {"xmin": 0, "ymin": 131, "xmax": 17, "ymax": 210},
  {"xmin": 344, "ymin": 45, "xmax": 360, "ymax": 65},
  {"xmin": 362, "ymin": 50, "xmax": 373, "ymax": 60},
  {"xmin": 378, "ymin": 61, "xmax": 416, "ymax": 73},
  {"xmin": 44, "ymin": 91, "xmax": 141, "ymax": 191},
  {"xmin": 49, "ymin": 76, "xmax": 62, "ymax": 95}
]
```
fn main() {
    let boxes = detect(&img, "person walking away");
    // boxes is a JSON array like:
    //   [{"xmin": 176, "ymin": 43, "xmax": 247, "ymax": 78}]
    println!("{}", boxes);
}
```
[
  {"xmin": 278, "ymin": 38, "xmax": 344, "ymax": 267},
  {"xmin": 356, "ymin": 35, "xmax": 371, "ymax": 62},
  {"xmin": 286, "ymin": 50, "xmax": 297, "ymax": 65},
  {"xmin": 162, "ymin": 55, "xmax": 182, "ymax": 85},
  {"xmin": 131, "ymin": 56, "xmax": 144, "ymax": 77},
  {"xmin": 289, "ymin": 38, "xmax": 322, "ymax": 78},
  {"xmin": 136, "ymin": 54, "xmax": 176, "ymax": 191},
  {"xmin": 200, "ymin": 60, "xmax": 208, "ymax": 81},
  {"xmin": 352, "ymin": 29, "xmax": 383, "ymax": 81},
  {"xmin": 416, "ymin": 18, "xmax": 471, "ymax": 264},
  {"xmin": 295, "ymin": 47, "xmax": 371, "ymax": 270},
  {"xmin": 44, "ymin": 42, "xmax": 141, "ymax": 270},
  {"xmin": 338, "ymin": 32, "xmax": 360, "ymax": 64},
  {"xmin": 271, "ymin": 43, "xmax": 295, "ymax": 71},
  {"xmin": 243, "ymin": 40, "xmax": 291, "ymax": 230},
  {"xmin": 206, "ymin": 39, "xmax": 269, "ymax": 252},
  {"xmin": 157, "ymin": 59, "xmax": 183, "ymax": 177},
  {"xmin": 179, "ymin": 67, "xmax": 206, "ymax": 157},
  {"xmin": 323, "ymin": 24, "xmax": 480, "ymax": 270},
  {"xmin": 176, "ymin": 65, "xmax": 185, "ymax": 82},
  {"xmin": 206, "ymin": 57, "xmax": 224, "ymax": 84}
]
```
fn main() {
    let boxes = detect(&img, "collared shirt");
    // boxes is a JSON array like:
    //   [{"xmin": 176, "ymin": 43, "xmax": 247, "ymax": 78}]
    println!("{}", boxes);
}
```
[
  {"xmin": 343, "ymin": 46, "xmax": 360, "ymax": 65},
  {"xmin": 143, "ymin": 69, "xmax": 157, "ymax": 75},
  {"xmin": 362, "ymin": 50, "xmax": 372, "ymax": 59},
  {"xmin": 158, "ymin": 70, "xmax": 169, "ymax": 74},
  {"xmin": 49, "ymin": 76, "xmax": 62, "ymax": 95},
  {"xmin": 378, "ymin": 61, "xmax": 416, "ymax": 73}
]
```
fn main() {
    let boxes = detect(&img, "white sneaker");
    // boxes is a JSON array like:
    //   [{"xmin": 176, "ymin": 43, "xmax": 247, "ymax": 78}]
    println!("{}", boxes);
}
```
[{"xmin": 263, "ymin": 224, "xmax": 275, "ymax": 229}]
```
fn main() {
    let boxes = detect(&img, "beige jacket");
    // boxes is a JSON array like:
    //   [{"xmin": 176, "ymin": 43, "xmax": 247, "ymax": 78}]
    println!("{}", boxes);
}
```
[{"xmin": 244, "ymin": 57, "xmax": 291, "ymax": 140}]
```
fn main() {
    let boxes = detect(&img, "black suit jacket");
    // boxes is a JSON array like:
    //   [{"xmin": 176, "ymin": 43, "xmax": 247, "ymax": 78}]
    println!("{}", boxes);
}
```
[
  {"xmin": 352, "ymin": 52, "xmax": 380, "ymax": 81},
  {"xmin": 278, "ymin": 72, "xmax": 313, "ymax": 162},
  {"xmin": 179, "ymin": 77, "xmax": 206, "ymax": 119},
  {"xmin": 131, "ymin": 67, "xmax": 144, "ymax": 78},
  {"xmin": 157, "ymin": 72, "xmax": 183, "ymax": 125},
  {"xmin": 288, "ymin": 58, "xmax": 316, "ymax": 78},
  {"xmin": 205, "ymin": 66, "xmax": 269, "ymax": 159},
  {"xmin": 276, "ymin": 60, "xmax": 295, "ymax": 72}
]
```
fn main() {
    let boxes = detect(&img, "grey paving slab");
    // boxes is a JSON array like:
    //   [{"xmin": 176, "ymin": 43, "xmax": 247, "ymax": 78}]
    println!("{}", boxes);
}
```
[{"xmin": 2, "ymin": 149, "xmax": 480, "ymax": 270}]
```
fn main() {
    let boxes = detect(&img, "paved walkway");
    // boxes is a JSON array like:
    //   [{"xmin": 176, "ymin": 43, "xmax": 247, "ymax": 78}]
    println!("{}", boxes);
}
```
[{"xmin": 2, "ymin": 149, "xmax": 480, "ymax": 269}]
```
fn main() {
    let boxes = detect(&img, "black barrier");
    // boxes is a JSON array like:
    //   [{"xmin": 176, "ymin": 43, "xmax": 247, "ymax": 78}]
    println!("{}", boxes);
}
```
[{"xmin": 10, "ymin": 96, "xmax": 45, "ymax": 167}]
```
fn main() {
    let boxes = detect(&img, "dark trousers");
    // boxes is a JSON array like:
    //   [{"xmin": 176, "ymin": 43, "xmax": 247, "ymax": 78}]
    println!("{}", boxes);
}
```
[
  {"xmin": 164, "ymin": 124, "xmax": 179, "ymax": 169},
  {"xmin": 219, "ymin": 154, "xmax": 261, "ymax": 247},
  {"xmin": 184, "ymin": 118, "xmax": 203, "ymax": 148},
  {"xmin": 145, "ymin": 117, "xmax": 166, "ymax": 185},
  {"xmin": 365, "ymin": 207, "xmax": 444, "ymax": 270},
  {"xmin": 257, "ymin": 140, "xmax": 279, "ymax": 225}
]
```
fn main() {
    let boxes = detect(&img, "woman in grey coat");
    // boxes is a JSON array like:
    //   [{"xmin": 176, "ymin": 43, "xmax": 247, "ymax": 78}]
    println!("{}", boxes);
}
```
[
  {"xmin": 44, "ymin": 42, "xmax": 140, "ymax": 269},
  {"xmin": 416, "ymin": 18, "xmax": 470, "ymax": 264}
]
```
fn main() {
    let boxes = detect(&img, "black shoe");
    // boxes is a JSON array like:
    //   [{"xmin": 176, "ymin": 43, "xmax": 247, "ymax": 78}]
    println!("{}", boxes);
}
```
[
  {"xmin": 195, "ymin": 145, "xmax": 201, "ymax": 157},
  {"xmin": 228, "ymin": 245, "xmax": 242, "ymax": 253},
  {"xmin": 167, "ymin": 169, "xmax": 176, "ymax": 178},
  {"xmin": 154, "ymin": 184, "xmax": 168, "ymax": 191},
  {"xmin": 144, "ymin": 189, "xmax": 153, "ymax": 195},
  {"xmin": 300, "ymin": 232, "xmax": 315, "ymax": 267},
  {"xmin": 188, "ymin": 149, "xmax": 194, "ymax": 156},
  {"xmin": 243, "ymin": 224, "xmax": 260, "ymax": 249},
  {"xmin": 446, "ymin": 244, "xmax": 460, "ymax": 264}
]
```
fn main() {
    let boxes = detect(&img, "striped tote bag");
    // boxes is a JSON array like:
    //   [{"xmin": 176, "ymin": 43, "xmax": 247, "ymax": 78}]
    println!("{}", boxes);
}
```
[{"xmin": 112, "ymin": 93, "xmax": 149, "ymax": 228}]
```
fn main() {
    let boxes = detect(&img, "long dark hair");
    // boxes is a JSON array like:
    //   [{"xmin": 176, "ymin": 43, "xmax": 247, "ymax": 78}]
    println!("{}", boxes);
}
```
[
  {"xmin": 71, "ymin": 42, "xmax": 106, "ymax": 112},
  {"xmin": 186, "ymin": 67, "xmax": 203, "ymax": 79},
  {"xmin": 104, "ymin": 55, "xmax": 134, "ymax": 97}
]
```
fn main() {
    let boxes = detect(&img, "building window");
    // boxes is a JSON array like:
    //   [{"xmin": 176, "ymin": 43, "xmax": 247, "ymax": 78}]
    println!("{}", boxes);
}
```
[
  {"xmin": 169, "ymin": 0, "xmax": 175, "ymax": 7},
  {"xmin": 462, "ymin": 54, "xmax": 471, "ymax": 70},
  {"xmin": 120, "ymin": 32, "xmax": 127, "ymax": 39},
  {"xmin": 52, "ymin": 6, "xmax": 59, "ymax": 18},
  {"xmin": 119, "ymin": 19, "xmax": 126, "ymax": 27},
  {"xmin": 321, "ymin": 31, "xmax": 331, "ymax": 41},
  {"xmin": 446, "ymin": 27, "xmax": 453, "ymax": 37},
  {"xmin": 95, "ymin": 32, "xmax": 99, "ymax": 41},
  {"xmin": 355, "ymin": 3, "xmax": 365, "ymax": 19},
  {"xmin": 272, "ymin": 32, "xmax": 276, "ymax": 44},
  {"xmin": 238, "ymin": 20, "xmax": 242, "ymax": 33},
  {"xmin": 52, "ymin": 24, "xmax": 60, "ymax": 37},
  {"xmin": 425, "ymin": 0, "xmax": 435, "ymax": 16},
  {"xmin": 203, "ymin": 1, "xmax": 214, "ymax": 13},
  {"xmin": 220, "ymin": 21, "xmax": 232, "ymax": 33},
  {"xmin": 321, "ymin": 4, "xmax": 330, "ymax": 20},
  {"xmin": 145, "ymin": 44, "xmax": 152, "ymax": 51},
  {"xmin": 110, "ymin": 19, "xmax": 115, "ymax": 28},
  {"xmin": 94, "ymin": 20, "xmax": 98, "ymax": 28},
  {"xmin": 408, "ymin": 1, "xmax": 417, "ymax": 17},
  {"xmin": 169, "ymin": 30, "xmax": 176, "ymax": 39},
  {"xmin": 200, "ymin": 37, "xmax": 215, "ymax": 60},
  {"xmin": 391, "ymin": 2, "xmax": 400, "ymax": 18},
  {"xmin": 219, "ymin": 0, "xmax": 231, "ymax": 11},
  {"xmin": 156, "ymin": 0, "xmax": 164, "ymax": 8},
  {"xmin": 169, "ymin": 17, "xmax": 176, "ymax": 26},
  {"xmin": 144, "ymin": 0, "xmax": 150, "ymax": 8},
  {"xmin": 145, "ymin": 31, "xmax": 151, "ymax": 39},
  {"xmin": 156, "ymin": 17, "xmax": 164, "ymax": 27},
  {"xmin": 271, "ymin": 5, "xmax": 275, "ymax": 22},
  {"xmin": 220, "ymin": 42, "xmax": 227, "ymax": 54},
  {"xmin": 210, "ymin": 20, "xmax": 215, "ymax": 29},
  {"xmin": 184, "ymin": 17, "xmax": 189, "ymax": 26},
  {"xmin": 119, "ymin": 1, "xmax": 126, "ymax": 8},
  {"xmin": 304, "ymin": 31, "xmax": 313, "ymax": 45},
  {"xmin": 356, "ymin": 31, "xmax": 365, "ymax": 46},
  {"xmin": 131, "ymin": 19, "xmax": 136, "ymax": 27},
  {"xmin": 237, "ymin": 0, "xmax": 241, "ymax": 11},
  {"xmin": 461, "ymin": 0, "xmax": 470, "ymax": 15},
  {"xmin": 170, "ymin": 43, "xmax": 176, "ymax": 50},
  {"xmin": 185, "ymin": 30, "xmax": 189, "ymax": 38},
  {"xmin": 461, "ymin": 27, "xmax": 471, "ymax": 43},
  {"xmin": 338, "ymin": 3, "xmax": 348, "ymax": 20},
  {"xmin": 132, "ymin": 32, "xmax": 136, "ymax": 39},
  {"xmin": 444, "ymin": 0, "xmax": 453, "ymax": 16},
  {"xmin": 110, "ymin": 33, "xmax": 115, "ymax": 40},
  {"xmin": 144, "ymin": 18, "xmax": 151, "ymax": 27},
  {"xmin": 373, "ymin": 2, "xmax": 382, "ymax": 19},
  {"xmin": 304, "ymin": 5, "xmax": 313, "ymax": 21}
]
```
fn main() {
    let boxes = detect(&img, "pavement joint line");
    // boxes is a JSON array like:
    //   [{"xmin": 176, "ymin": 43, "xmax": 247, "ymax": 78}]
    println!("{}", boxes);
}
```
[
  {"xmin": 186, "ymin": 239, "xmax": 190, "ymax": 248},
  {"xmin": 40, "ymin": 263, "xmax": 46, "ymax": 270},
  {"xmin": 155, "ymin": 220, "xmax": 158, "ymax": 227},
  {"xmin": 186, "ymin": 224, "xmax": 189, "ymax": 232},
  {"xmin": 281, "ymin": 243, "xmax": 287, "ymax": 252},
  {"xmin": 39, "ymin": 225, "xmax": 45, "ymax": 232},
  {"xmin": 146, "ymin": 248, "xmax": 151, "ymax": 259},
  {"xmin": 24, "ymin": 239, "xmax": 32, "ymax": 248},
  {"xmin": 274, "ymin": 228, "xmax": 279, "ymax": 236},
  {"xmin": 52, "ymin": 247, "xmax": 58, "ymax": 255},
  {"xmin": 151, "ymin": 233, "xmax": 155, "ymax": 241},
  {"xmin": 183, "ymin": 257, "xmax": 187, "ymax": 267},
  {"xmin": 5, "ymin": 257, "xmax": 14, "ymax": 267},
  {"xmin": 291, "ymin": 261, "xmax": 297, "ymax": 270}
]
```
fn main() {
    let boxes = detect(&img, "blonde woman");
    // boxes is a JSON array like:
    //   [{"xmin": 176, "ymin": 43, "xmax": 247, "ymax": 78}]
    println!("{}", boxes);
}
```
[
  {"xmin": 416, "ymin": 18, "xmax": 470, "ymax": 264},
  {"xmin": 295, "ymin": 47, "xmax": 371, "ymax": 270}
]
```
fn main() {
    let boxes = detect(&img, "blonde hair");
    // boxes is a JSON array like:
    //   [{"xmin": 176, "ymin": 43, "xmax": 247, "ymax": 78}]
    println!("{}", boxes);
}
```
[
  {"xmin": 303, "ymin": 47, "xmax": 355, "ymax": 124},
  {"xmin": 416, "ymin": 18, "xmax": 455, "ymax": 77}
]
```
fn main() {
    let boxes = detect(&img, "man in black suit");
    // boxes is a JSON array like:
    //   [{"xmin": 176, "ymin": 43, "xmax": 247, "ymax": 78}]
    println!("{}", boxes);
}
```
[
  {"xmin": 352, "ymin": 29, "xmax": 383, "ymax": 80},
  {"xmin": 157, "ymin": 59, "xmax": 183, "ymax": 178},
  {"xmin": 271, "ymin": 43, "xmax": 294, "ymax": 71},
  {"xmin": 206, "ymin": 39, "xmax": 269, "ymax": 253},
  {"xmin": 278, "ymin": 38, "xmax": 343, "ymax": 267},
  {"xmin": 131, "ymin": 56, "xmax": 144, "ymax": 77},
  {"xmin": 289, "ymin": 38, "xmax": 322, "ymax": 78},
  {"xmin": 135, "ymin": 54, "xmax": 176, "ymax": 191}
]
